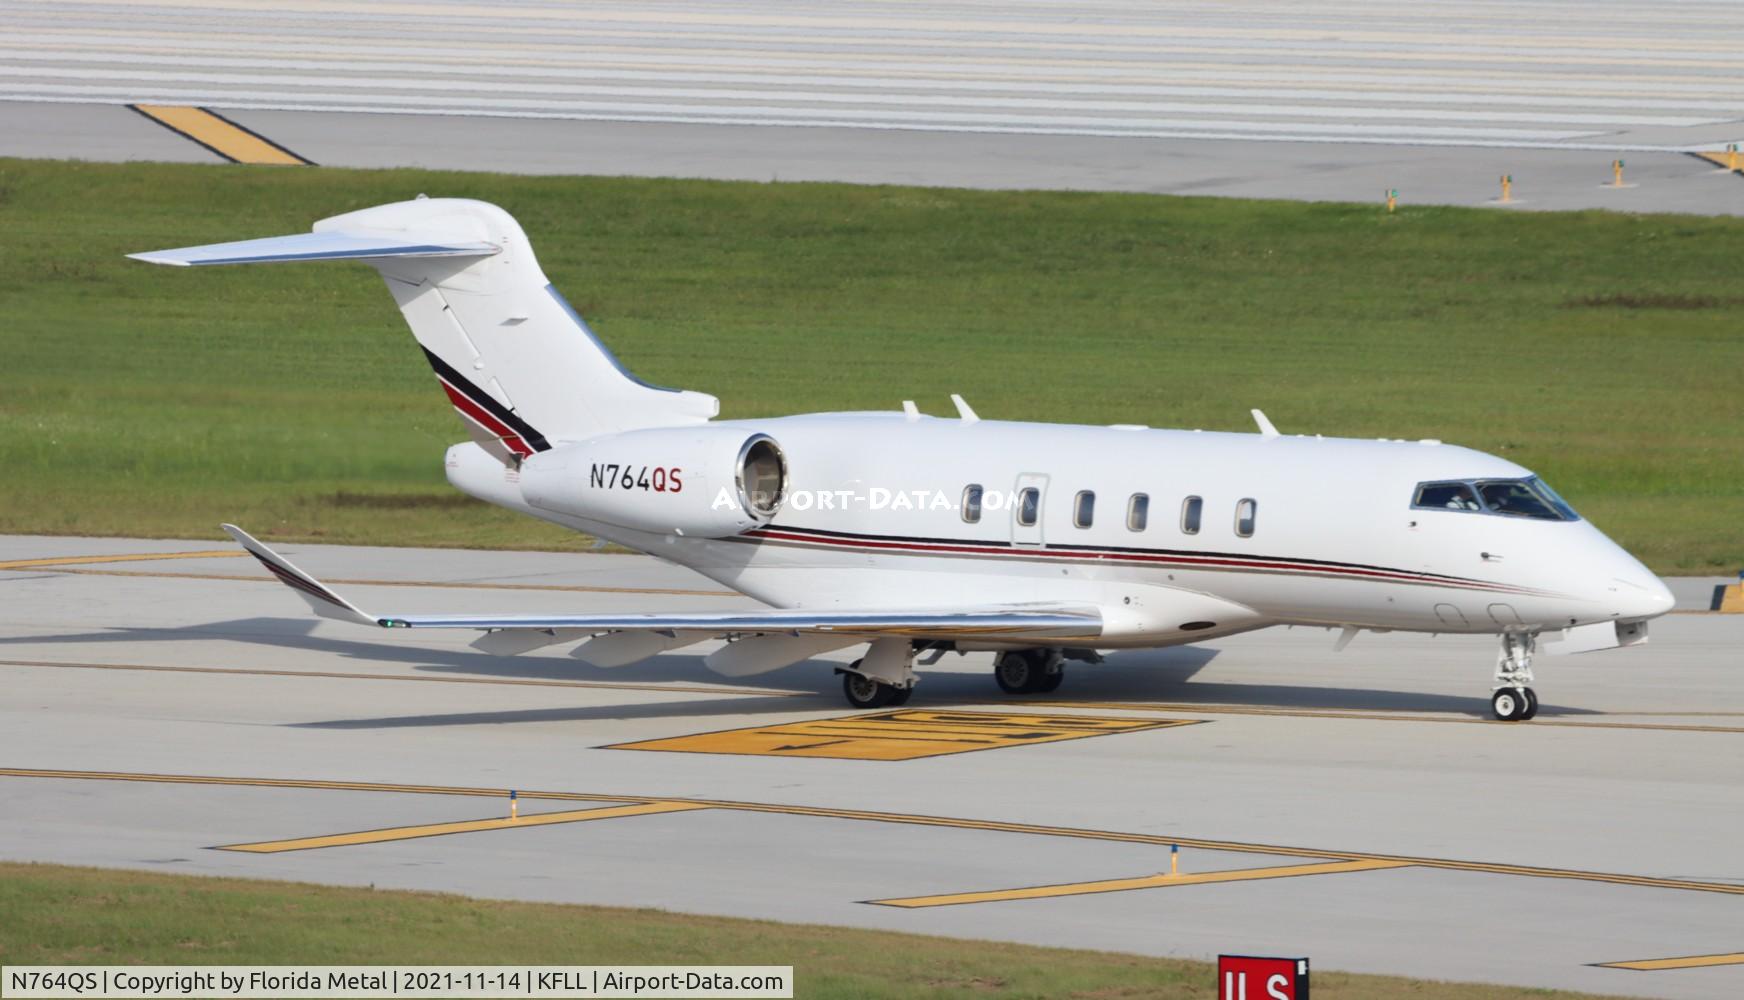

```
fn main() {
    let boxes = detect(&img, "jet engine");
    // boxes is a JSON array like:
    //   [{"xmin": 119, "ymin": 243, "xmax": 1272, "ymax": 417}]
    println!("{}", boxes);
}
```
[{"xmin": 518, "ymin": 427, "xmax": 787, "ymax": 537}]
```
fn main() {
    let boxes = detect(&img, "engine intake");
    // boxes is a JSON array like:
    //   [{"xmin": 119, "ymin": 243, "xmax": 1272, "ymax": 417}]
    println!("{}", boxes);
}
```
[{"xmin": 518, "ymin": 426, "xmax": 786, "ymax": 538}]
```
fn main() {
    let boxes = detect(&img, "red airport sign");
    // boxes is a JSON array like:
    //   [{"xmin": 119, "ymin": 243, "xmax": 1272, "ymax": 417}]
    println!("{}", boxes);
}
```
[{"xmin": 1218, "ymin": 955, "xmax": 1309, "ymax": 1000}]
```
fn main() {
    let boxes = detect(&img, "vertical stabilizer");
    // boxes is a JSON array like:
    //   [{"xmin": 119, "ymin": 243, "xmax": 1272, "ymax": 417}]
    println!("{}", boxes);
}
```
[{"xmin": 133, "ymin": 198, "xmax": 720, "ymax": 465}]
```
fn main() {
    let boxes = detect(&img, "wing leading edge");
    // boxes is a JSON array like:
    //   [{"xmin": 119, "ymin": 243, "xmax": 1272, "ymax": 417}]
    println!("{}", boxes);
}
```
[{"xmin": 222, "ymin": 525, "xmax": 1102, "ymax": 642}]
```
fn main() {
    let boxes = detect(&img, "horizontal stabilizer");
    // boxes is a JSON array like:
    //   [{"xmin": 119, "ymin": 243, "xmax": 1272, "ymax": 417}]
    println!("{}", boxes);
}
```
[{"xmin": 128, "ymin": 231, "xmax": 499, "ymax": 267}]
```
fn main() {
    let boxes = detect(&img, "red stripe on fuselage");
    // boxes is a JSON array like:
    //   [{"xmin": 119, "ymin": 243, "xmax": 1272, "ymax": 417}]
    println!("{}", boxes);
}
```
[{"xmin": 743, "ymin": 528, "xmax": 1549, "ymax": 597}]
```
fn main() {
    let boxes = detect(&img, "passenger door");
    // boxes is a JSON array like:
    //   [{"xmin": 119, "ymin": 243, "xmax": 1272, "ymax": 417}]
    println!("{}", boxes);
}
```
[{"xmin": 1011, "ymin": 473, "xmax": 1048, "ymax": 547}]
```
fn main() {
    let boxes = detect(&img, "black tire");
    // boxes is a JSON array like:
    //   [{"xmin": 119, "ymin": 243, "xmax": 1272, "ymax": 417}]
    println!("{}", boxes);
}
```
[
  {"xmin": 1037, "ymin": 667, "xmax": 1065, "ymax": 693},
  {"xmin": 1490, "ymin": 687, "xmax": 1524, "ymax": 722},
  {"xmin": 994, "ymin": 652, "xmax": 1035, "ymax": 694},
  {"xmin": 1519, "ymin": 687, "xmax": 1539, "ymax": 720},
  {"xmin": 887, "ymin": 685, "xmax": 913, "ymax": 707},
  {"xmin": 843, "ymin": 668, "xmax": 895, "ymax": 709}
]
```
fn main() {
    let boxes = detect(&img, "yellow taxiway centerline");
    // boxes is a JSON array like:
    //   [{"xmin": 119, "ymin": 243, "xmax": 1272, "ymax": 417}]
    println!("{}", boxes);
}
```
[
  {"xmin": 871, "ymin": 859, "xmax": 1414, "ymax": 907},
  {"xmin": 1598, "ymin": 952, "xmax": 1744, "ymax": 971},
  {"xmin": 0, "ymin": 659, "xmax": 806, "ymax": 699},
  {"xmin": 129, "ymin": 105, "xmax": 312, "ymax": 165},
  {"xmin": 1033, "ymin": 700, "xmax": 1744, "ymax": 735},
  {"xmin": 0, "ymin": 550, "xmax": 243, "ymax": 570},
  {"xmin": 219, "ymin": 801, "xmax": 709, "ymax": 853},
  {"xmin": 19, "ymin": 565, "xmax": 735, "ymax": 597}
]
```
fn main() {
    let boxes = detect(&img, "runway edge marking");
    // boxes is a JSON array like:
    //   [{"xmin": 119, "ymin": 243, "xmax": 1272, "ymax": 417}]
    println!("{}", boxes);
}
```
[{"xmin": 6, "ymin": 767, "xmax": 1744, "ymax": 898}]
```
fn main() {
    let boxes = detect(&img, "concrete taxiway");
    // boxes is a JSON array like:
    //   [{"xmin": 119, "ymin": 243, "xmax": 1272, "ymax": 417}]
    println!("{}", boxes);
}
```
[
  {"xmin": 3, "ymin": 0, "xmax": 1741, "ymax": 212},
  {"xmin": 2, "ymin": 534, "xmax": 1741, "ymax": 998}
]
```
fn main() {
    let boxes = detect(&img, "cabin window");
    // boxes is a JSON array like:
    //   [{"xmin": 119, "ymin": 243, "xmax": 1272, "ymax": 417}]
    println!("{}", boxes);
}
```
[
  {"xmin": 1414, "ymin": 481, "xmax": 1482, "ymax": 512},
  {"xmin": 1127, "ymin": 493, "xmax": 1149, "ymax": 532},
  {"xmin": 1235, "ymin": 498, "xmax": 1257, "ymax": 537},
  {"xmin": 1016, "ymin": 487, "xmax": 1040, "ymax": 527},
  {"xmin": 1180, "ymin": 495, "xmax": 1202, "ymax": 534},
  {"xmin": 1073, "ymin": 491, "xmax": 1095, "ymax": 528},
  {"xmin": 961, "ymin": 484, "xmax": 983, "ymax": 523}
]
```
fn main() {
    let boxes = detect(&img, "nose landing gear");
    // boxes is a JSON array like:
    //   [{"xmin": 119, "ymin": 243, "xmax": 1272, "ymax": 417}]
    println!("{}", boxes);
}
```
[{"xmin": 1490, "ymin": 632, "xmax": 1539, "ymax": 721}]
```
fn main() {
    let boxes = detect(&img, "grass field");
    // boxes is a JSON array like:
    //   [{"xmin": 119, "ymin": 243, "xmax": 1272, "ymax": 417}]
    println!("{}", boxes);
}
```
[
  {"xmin": 0, "ymin": 862, "xmax": 1631, "ymax": 1000},
  {"xmin": 1, "ymin": 157, "xmax": 1739, "ymax": 570}
]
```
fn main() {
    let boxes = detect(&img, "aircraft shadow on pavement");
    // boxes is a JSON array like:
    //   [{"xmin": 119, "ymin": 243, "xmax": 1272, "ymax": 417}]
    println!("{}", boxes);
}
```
[{"xmin": 2, "ymin": 618, "xmax": 1598, "ymax": 720}]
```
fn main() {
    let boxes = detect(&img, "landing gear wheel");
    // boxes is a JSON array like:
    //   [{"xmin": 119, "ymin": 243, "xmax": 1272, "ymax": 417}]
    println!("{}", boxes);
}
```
[
  {"xmin": 886, "ymin": 685, "xmax": 913, "ymax": 707},
  {"xmin": 994, "ymin": 651, "xmax": 1037, "ymax": 695},
  {"xmin": 1037, "ymin": 667, "xmax": 1065, "ymax": 693},
  {"xmin": 1490, "ymin": 688, "xmax": 1526, "ymax": 722},
  {"xmin": 1519, "ymin": 687, "xmax": 1539, "ymax": 720},
  {"xmin": 842, "ymin": 666, "xmax": 896, "ymax": 709}
]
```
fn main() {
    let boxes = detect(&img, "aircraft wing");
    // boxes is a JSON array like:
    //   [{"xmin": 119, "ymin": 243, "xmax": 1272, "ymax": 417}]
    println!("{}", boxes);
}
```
[{"xmin": 222, "ymin": 525, "xmax": 1102, "ymax": 644}]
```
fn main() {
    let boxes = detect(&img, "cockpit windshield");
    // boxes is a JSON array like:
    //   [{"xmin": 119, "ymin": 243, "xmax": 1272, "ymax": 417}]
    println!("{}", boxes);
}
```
[
  {"xmin": 1412, "ymin": 477, "xmax": 1579, "ymax": 521},
  {"xmin": 1414, "ymin": 482, "xmax": 1482, "ymax": 511}
]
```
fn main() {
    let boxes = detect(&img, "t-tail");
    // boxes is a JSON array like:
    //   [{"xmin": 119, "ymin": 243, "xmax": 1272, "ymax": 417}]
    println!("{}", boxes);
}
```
[{"xmin": 130, "ymin": 198, "xmax": 718, "ymax": 465}]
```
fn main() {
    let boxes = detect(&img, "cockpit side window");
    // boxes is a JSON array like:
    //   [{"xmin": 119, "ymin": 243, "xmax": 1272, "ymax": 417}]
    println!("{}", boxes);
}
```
[{"xmin": 1414, "ymin": 481, "xmax": 1482, "ymax": 512}]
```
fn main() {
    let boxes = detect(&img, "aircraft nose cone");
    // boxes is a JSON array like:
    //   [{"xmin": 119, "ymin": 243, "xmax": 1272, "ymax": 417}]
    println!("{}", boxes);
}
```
[{"xmin": 1612, "ymin": 574, "xmax": 1675, "ymax": 620}]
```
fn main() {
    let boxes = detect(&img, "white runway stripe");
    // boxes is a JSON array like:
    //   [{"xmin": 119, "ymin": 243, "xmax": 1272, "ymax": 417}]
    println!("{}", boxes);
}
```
[
  {"xmin": 0, "ymin": 67, "xmax": 1717, "ymax": 128},
  {"xmin": 1, "ymin": 0, "xmax": 1739, "ymax": 149},
  {"xmin": 5, "ymin": 49, "xmax": 1741, "ymax": 113}
]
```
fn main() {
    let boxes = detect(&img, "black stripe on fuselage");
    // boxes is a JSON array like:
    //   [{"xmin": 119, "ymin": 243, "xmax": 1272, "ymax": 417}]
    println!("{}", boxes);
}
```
[{"xmin": 418, "ymin": 347, "xmax": 551, "ymax": 453}]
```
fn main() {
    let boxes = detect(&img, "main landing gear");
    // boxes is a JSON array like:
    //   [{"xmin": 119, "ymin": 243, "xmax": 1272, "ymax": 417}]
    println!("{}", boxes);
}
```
[
  {"xmin": 1490, "ymin": 631, "xmax": 1539, "ymax": 722},
  {"xmin": 993, "ymin": 648, "xmax": 1065, "ymax": 695},
  {"xmin": 837, "ymin": 638, "xmax": 917, "ymax": 709}
]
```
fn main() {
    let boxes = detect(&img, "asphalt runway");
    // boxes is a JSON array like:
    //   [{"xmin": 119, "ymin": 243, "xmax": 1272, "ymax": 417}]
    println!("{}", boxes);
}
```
[
  {"xmin": 2, "ymin": 534, "xmax": 1741, "ymax": 998},
  {"xmin": 2, "ymin": 0, "xmax": 1741, "ymax": 211}
]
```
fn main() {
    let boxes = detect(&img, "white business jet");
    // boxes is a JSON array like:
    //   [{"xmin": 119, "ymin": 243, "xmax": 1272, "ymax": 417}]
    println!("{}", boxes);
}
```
[{"xmin": 133, "ymin": 198, "xmax": 1674, "ymax": 720}]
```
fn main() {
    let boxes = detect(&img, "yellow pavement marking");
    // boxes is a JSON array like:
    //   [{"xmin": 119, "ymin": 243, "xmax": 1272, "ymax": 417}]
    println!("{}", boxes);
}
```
[
  {"xmin": 0, "ymin": 658, "xmax": 807, "ymax": 699},
  {"xmin": 1694, "ymin": 151, "xmax": 1743, "ymax": 174},
  {"xmin": 1714, "ymin": 582, "xmax": 1744, "ymax": 612},
  {"xmin": 1033, "ymin": 700, "xmax": 1744, "ymax": 735},
  {"xmin": 1598, "ymin": 952, "xmax": 1744, "ymax": 971},
  {"xmin": 0, "ymin": 550, "xmax": 243, "ymax": 570},
  {"xmin": 872, "ymin": 859, "xmax": 1413, "ymax": 908},
  {"xmin": 16, "ymin": 564, "xmax": 733, "ymax": 597},
  {"xmin": 7, "ymin": 768, "xmax": 1744, "ymax": 897},
  {"xmin": 128, "ymin": 105, "xmax": 312, "ymax": 165},
  {"xmin": 219, "ymin": 801, "xmax": 708, "ymax": 853},
  {"xmin": 607, "ymin": 708, "xmax": 1196, "ymax": 760}
]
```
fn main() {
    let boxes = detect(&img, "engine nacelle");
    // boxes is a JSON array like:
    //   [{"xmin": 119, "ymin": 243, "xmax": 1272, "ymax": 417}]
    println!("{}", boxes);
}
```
[{"xmin": 518, "ymin": 426, "xmax": 787, "ymax": 537}]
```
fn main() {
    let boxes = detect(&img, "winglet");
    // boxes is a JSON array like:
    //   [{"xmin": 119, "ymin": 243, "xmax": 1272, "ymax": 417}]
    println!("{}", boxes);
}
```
[
  {"xmin": 221, "ymin": 524, "xmax": 378, "ymax": 626},
  {"xmin": 1252, "ymin": 408, "xmax": 1280, "ymax": 439}
]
